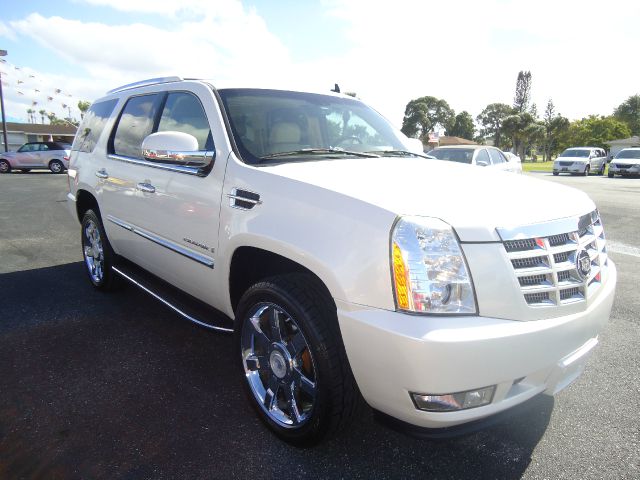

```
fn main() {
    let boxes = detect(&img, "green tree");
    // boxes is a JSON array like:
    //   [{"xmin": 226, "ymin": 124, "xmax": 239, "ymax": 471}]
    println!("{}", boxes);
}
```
[
  {"xmin": 562, "ymin": 116, "xmax": 631, "ymax": 151},
  {"xmin": 613, "ymin": 94, "xmax": 640, "ymax": 136},
  {"xmin": 447, "ymin": 111, "xmax": 475, "ymax": 140},
  {"xmin": 502, "ymin": 111, "xmax": 537, "ymax": 158},
  {"xmin": 513, "ymin": 71, "xmax": 532, "ymax": 114},
  {"xmin": 38, "ymin": 109, "xmax": 47, "ymax": 124},
  {"xmin": 476, "ymin": 103, "xmax": 513, "ymax": 148},
  {"xmin": 77, "ymin": 100, "xmax": 91, "ymax": 120},
  {"xmin": 542, "ymin": 99, "xmax": 570, "ymax": 160},
  {"xmin": 401, "ymin": 96, "xmax": 455, "ymax": 141}
]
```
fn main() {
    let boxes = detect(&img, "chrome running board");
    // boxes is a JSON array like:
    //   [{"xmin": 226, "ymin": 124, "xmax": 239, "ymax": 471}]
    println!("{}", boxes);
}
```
[{"xmin": 112, "ymin": 263, "xmax": 233, "ymax": 334}]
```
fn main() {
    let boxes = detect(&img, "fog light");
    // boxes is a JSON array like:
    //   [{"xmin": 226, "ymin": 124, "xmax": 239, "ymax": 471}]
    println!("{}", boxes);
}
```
[{"xmin": 411, "ymin": 386, "xmax": 496, "ymax": 412}]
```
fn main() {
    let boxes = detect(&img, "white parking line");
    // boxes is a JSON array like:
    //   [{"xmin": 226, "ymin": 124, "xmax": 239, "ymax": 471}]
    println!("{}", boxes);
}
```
[{"xmin": 607, "ymin": 241, "xmax": 640, "ymax": 258}]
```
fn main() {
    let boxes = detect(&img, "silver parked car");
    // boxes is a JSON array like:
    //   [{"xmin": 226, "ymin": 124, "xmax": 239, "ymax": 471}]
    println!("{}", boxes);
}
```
[
  {"xmin": 553, "ymin": 147, "xmax": 607, "ymax": 176},
  {"xmin": 608, "ymin": 147, "xmax": 640, "ymax": 177},
  {"xmin": 502, "ymin": 151, "xmax": 523, "ymax": 174},
  {"xmin": 427, "ymin": 145, "xmax": 512, "ymax": 172},
  {"xmin": 0, "ymin": 141, "xmax": 71, "ymax": 174}
]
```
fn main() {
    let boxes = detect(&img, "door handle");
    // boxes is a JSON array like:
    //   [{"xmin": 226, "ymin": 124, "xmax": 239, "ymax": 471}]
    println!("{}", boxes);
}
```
[
  {"xmin": 95, "ymin": 168, "xmax": 109, "ymax": 179},
  {"xmin": 136, "ymin": 182, "xmax": 156, "ymax": 194}
]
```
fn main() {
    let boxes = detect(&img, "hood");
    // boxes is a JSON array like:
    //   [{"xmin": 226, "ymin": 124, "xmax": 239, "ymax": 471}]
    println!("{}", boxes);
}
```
[
  {"xmin": 262, "ymin": 157, "xmax": 595, "ymax": 241},
  {"xmin": 612, "ymin": 158, "xmax": 640, "ymax": 166}
]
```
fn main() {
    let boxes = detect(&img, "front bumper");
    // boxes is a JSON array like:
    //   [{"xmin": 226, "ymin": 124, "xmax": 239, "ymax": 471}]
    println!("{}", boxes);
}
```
[
  {"xmin": 553, "ymin": 162, "xmax": 588, "ymax": 174},
  {"xmin": 337, "ymin": 261, "xmax": 616, "ymax": 430},
  {"xmin": 609, "ymin": 164, "xmax": 640, "ymax": 176}
]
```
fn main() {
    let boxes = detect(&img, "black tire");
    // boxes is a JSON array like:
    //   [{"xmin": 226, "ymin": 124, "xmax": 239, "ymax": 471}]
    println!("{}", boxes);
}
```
[
  {"xmin": 235, "ymin": 273, "xmax": 361, "ymax": 446},
  {"xmin": 553, "ymin": 172, "xmax": 559, "ymax": 176},
  {"xmin": 583, "ymin": 165, "xmax": 590, "ymax": 176},
  {"xmin": 599, "ymin": 163, "xmax": 605, "ymax": 175},
  {"xmin": 608, "ymin": 171, "xmax": 614, "ymax": 178},
  {"xmin": 49, "ymin": 159, "xmax": 64, "ymax": 174},
  {"xmin": 80, "ymin": 209, "xmax": 120, "ymax": 291},
  {"xmin": 0, "ymin": 159, "xmax": 10, "ymax": 174}
]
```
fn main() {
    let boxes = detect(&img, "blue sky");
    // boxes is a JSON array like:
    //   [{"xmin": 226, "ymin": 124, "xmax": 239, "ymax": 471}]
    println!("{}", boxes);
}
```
[{"xmin": 1, "ymin": 0, "xmax": 639, "ymax": 128}]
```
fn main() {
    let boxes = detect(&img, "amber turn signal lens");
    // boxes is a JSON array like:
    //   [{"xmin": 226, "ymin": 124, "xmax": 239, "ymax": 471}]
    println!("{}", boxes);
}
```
[{"xmin": 392, "ymin": 242, "xmax": 411, "ymax": 310}]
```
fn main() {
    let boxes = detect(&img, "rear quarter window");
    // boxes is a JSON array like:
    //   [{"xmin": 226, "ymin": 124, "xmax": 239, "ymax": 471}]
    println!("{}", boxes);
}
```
[{"xmin": 72, "ymin": 99, "xmax": 119, "ymax": 153}]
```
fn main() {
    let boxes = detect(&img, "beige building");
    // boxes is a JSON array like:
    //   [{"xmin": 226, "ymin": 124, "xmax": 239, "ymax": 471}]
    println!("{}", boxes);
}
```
[{"xmin": 0, "ymin": 122, "xmax": 77, "ymax": 151}]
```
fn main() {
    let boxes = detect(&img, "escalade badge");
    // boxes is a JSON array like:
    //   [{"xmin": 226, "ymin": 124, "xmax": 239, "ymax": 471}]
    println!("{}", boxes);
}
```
[{"xmin": 576, "ymin": 249, "xmax": 591, "ymax": 280}]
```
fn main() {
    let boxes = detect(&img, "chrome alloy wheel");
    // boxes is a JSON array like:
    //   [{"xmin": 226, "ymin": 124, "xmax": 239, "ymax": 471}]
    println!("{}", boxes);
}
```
[
  {"xmin": 83, "ymin": 219, "xmax": 104, "ymax": 284},
  {"xmin": 0, "ymin": 161, "xmax": 9, "ymax": 173},
  {"xmin": 241, "ymin": 303, "xmax": 317, "ymax": 428}
]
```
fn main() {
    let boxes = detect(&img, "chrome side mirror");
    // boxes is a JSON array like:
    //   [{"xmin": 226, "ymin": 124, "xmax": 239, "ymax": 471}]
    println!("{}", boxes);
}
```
[{"xmin": 141, "ymin": 131, "xmax": 214, "ymax": 168}]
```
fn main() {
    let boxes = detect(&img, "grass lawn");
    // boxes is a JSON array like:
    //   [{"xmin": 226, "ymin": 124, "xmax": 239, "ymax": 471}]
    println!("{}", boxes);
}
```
[{"xmin": 522, "ymin": 160, "xmax": 554, "ymax": 172}]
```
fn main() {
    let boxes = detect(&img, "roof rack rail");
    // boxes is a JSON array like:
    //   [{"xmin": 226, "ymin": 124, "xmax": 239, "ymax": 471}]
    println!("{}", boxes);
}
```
[{"xmin": 107, "ymin": 76, "xmax": 184, "ymax": 95}]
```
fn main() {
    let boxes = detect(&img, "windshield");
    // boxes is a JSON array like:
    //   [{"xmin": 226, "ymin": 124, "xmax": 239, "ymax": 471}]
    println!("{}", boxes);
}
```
[
  {"xmin": 217, "ymin": 88, "xmax": 405, "ymax": 164},
  {"xmin": 615, "ymin": 149, "xmax": 640, "ymax": 159},
  {"xmin": 560, "ymin": 149, "xmax": 590, "ymax": 158},
  {"xmin": 427, "ymin": 148, "xmax": 474, "ymax": 164}
]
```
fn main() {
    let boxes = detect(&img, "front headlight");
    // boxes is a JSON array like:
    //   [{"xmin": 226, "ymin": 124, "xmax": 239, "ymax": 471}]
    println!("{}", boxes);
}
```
[{"xmin": 391, "ymin": 216, "xmax": 477, "ymax": 314}]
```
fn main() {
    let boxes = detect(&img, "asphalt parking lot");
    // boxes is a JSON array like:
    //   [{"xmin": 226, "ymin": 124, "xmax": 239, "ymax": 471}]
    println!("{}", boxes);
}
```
[{"xmin": 0, "ymin": 170, "xmax": 638, "ymax": 479}]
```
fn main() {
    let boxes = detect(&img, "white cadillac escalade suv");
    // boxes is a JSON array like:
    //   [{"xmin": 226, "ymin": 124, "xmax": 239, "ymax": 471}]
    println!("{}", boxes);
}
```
[{"xmin": 67, "ymin": 77, "xmax": 616, "ymax": 445}]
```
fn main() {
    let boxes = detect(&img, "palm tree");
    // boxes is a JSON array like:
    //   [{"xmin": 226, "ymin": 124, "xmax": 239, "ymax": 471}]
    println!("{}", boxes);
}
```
[
  {"xmin": 39, "ymin": 109, "xmax": 47, "ymax": 124},
  {"xmin": 26, "ymin": 108, "xmax": 35, "ymax": 123}
]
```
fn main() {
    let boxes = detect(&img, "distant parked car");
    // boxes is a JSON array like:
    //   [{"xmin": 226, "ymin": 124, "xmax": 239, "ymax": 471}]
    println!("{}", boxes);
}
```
[
  {"xmin": 502, "ymin": 151, "xmax": 523, "ymax": 174},
  {"xmin": 0, "ymin": 141, "xmax": 71, "ymax": 174},
  {"xmin": 552, "ymin": 147, "xmax": 607, "ymax": 176},
  {"xmin": 427, "ymin": 145, "xmax": 512, "ymax": 172},
  {"xmin": 608, "ymin": 147, "xmax": 640, "ymax": 177}
]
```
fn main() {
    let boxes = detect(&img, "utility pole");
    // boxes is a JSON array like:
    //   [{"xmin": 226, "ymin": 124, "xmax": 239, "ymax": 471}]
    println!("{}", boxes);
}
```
[{"xmin": 0, "ymin": 49, "xmax": 8, "ymax": 152}]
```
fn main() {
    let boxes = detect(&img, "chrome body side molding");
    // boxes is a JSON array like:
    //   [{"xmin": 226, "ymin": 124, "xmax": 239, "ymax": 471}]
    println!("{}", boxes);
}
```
[
  {"xmin": 106, "ymin": 215, "xmax": 214, "ymax": 268},
  {"xmin": 107, "ymin": 154, "xmax": 212, "ymax": 177}
]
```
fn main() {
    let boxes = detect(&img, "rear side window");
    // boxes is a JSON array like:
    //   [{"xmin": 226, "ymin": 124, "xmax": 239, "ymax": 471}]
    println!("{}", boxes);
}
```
[
  {"xmin": 488, "ymin": 149, "xmax": 505, "ymax": 164},
  {"xmin": 38, "ymin": 144, "xmax": 50, "ymax": 151},
  {"xmin": 72, "ymin": 99, "xmax": 118, "ymax": 153},
  {"xmin": 157, "ymin": 92, "xmax": 213, "ymax": 150},
  {"xmin": 112, "ymin": 94, "xmax": 162, "ymax": 159},
  {"xmin": 476, "ymin": 149, "xmax": 491, "ymax": 165}
]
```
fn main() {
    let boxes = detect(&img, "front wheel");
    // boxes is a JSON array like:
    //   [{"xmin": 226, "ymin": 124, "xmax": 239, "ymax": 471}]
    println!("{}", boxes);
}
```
[
  {"xmin": 608, "ymin": 171, "xmax": 614, "ymax": 178},
  {"xmin": 0, "ymin": 159, "xmax": 11, "ymax": 173},
  {"xmin": 81, "ymin": 210, "xmax": 120, "ymax": 290},
  {"xmin": 235, "ymin": 274, "xmax": 361, "ymax": 446},
  {"xmin": 553, "ymin": 171, "xmax": 559, "ymax": 176},
  {"xmin": 49, "ymin": 159, "xmax": 64, "ymax": 174}
]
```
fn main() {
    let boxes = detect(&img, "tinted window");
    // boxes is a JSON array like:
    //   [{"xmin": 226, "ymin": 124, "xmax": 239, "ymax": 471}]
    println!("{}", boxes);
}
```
[
  {"xmin": 18, "ymin": 143, "xmax": 37, "ymax": 152},
  {"xmin": 488, "ymin": 149, "xmax": 505, "ymax": 164},
  {"xmin": 38, "ymin": 144, "xmax": 49, "ymax": 151},
  {"xmin": 560, "ymin": 149, "xmax": 590, "ymax": 158},
  {"xmin": 112, "ymin": 95, "xmax": 162, "ymax": 158},
  {"xmin": 428, "ymin": 148, "xmax": 474, "ymax": 164},
  {"xmin": 72, "ymin": 99, "xmax": 118, "ymax": 153},
  {"xmin": 157, "ymin": 92, "xmax": 212, "ymax": 150},
  {"xmin": 476, "ymin": 149, "xmax": 491, "ymax": 165}
]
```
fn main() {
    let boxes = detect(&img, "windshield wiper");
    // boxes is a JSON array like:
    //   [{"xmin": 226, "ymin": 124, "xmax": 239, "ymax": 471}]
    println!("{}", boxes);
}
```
[
  {"xmin": 366, "ymin": 150, "xmax": 434, "ymax": 159},
  {"xmin": 259, "ymin": 148, "xmax": 380, "ymax": 162}
]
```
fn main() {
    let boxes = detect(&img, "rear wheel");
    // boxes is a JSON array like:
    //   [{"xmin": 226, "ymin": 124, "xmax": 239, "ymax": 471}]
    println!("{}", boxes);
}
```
[
  {"xmin": 81, "ymin": 209, "xmax": 120, "ymax": 291},
  {"xmin": 0, "ymin": 159, "xmax": 10, "ymax": 173},
  {"xmin": 49, "ymin": 159, "xmax": 64, "ymax": 174},
  {"xmin": 553, "ymin": 172, "xmax": 559, "ymax": 176},
  {"xmin": 599, "ymin": 163, "xmax": 605, "ymax": 175},
  {"xmin": 583, "ymin": 165, "xmax": 590, "ymax": 176},
  {"xmin": 235, "ymin": 274, "xmax": 361, "ymax": 446}
]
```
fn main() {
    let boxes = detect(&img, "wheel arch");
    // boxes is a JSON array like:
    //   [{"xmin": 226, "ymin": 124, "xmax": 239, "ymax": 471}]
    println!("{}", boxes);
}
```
[
  {"xmin": 228, "ymin": 246, "xmax": 337, "ymax": 315},
  {"xmin": 75, "ymin": 188, "xmax": 101, "ymax": 223}
]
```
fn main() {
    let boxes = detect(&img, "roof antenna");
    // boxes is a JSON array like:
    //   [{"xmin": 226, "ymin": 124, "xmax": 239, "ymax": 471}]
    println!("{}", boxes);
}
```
[{"xmin": 331, "ymin": 83, "xmax": 341, "ymax": 93}]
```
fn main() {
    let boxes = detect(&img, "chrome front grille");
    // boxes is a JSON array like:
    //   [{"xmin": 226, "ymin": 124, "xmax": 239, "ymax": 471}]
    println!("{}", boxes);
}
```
[{"xmin": 498, "ymin": 210, "xmax": 608, "ymax": 307}]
